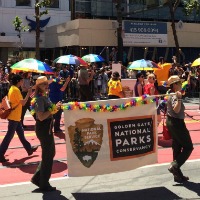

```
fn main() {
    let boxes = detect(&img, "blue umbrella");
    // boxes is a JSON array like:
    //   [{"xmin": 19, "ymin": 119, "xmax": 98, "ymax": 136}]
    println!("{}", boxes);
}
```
[
  {"xmin": 11, "ymin": 58, "xmax": 53, "ymax": 74},
  {"xmin": 54, "ymin": 54, "xmax": 88, "ymax": 66},
  {"xmin": 128, "ymin": 59, "xmax": 160, "ymax": 70},
  {"xmin": 82, "ymin": 54, "xmax": 105, "ymax": 63}
]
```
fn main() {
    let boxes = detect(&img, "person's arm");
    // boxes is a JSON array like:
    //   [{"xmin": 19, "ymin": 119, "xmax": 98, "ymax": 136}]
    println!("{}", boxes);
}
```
[
  {"xmin": 137, "ymin": 84, "xmax": 143, "ymax": 96},
  {"xmin": 87, "ymin": 70, "xmax": 95, "ymax": 84},
  {"xmin": 37, "ymin": 101, "xmax": 61, "ymax": 121},
  {"xmin": 60, "ymin": 76, "xmax": 70, "ymax": 92},
  {"xmin": 20, "ymin": 87, "xmax": 32, "ymax": 106},
  {"xmin": 37, "ymin": 110, "xmax": 52, "ymax": 121},
  {"xmin": 173, "ymin": 91, "xmax": 182, "ymax": 113}
]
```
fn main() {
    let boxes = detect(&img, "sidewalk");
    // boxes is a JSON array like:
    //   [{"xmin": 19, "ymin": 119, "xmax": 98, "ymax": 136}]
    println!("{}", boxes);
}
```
[{"xmin": 0, "ymin": 160, "xmax": 200, "ymax": 200}]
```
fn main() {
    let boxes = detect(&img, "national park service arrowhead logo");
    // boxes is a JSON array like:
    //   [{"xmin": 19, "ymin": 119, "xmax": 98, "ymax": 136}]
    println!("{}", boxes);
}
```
[{"xmin": 68, "ymin": 118, "xmax": 103, "ymax": 168}]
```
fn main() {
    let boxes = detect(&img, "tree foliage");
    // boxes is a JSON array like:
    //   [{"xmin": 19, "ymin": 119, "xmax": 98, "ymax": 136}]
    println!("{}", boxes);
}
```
[
  {"xmin": 35, "ymin": 0, "xmax": 51, "ymax": 60},
  {"xmin": 12, "ymin": 16, "xmax": 29, "ymax": 38},
  {"xmin": 183, "ymin": 0, "xmax": 200, "ymax": 15}
]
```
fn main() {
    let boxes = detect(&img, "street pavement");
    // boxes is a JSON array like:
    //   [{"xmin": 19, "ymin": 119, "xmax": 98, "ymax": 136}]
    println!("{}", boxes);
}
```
[
  {"xmin": 0, "ymin": 99, "xmax": 200, "ymax": 199},
  {"xmin": 1, "ymin": 160, "xmax": 200, "ymax": 200}
]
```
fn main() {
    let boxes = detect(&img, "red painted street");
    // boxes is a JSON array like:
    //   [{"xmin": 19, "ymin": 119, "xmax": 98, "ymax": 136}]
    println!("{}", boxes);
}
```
[{"xmin": 0, "ymin": 104, "xmax": 200, "ymax": 185}]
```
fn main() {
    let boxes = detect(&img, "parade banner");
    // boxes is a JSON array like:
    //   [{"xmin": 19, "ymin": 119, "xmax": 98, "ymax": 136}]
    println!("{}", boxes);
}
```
[{"xmin": 63, "ymin": 97, "xmax": 157, "ymax": 176}]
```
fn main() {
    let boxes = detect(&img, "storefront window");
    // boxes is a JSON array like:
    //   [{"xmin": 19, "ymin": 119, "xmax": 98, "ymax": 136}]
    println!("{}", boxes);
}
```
[{"xmin": 16, "ymin": 0, "xmax": 31, "ymax": 6}]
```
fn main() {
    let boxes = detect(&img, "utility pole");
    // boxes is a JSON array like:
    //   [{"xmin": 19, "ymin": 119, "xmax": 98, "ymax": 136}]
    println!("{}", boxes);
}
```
[
  {"xmin": 115, "ymin": 0, "xmax": 123, "ymax": 62},
  {"xmin": 70, "ymin": 0, "xmax": 75, "ymax": 20}
]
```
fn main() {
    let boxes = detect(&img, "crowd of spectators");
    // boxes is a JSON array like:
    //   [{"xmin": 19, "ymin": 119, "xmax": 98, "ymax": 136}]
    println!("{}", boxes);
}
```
[{"xmin": 0, "ymin": 56, "xmax": 200, "ymax": 103}]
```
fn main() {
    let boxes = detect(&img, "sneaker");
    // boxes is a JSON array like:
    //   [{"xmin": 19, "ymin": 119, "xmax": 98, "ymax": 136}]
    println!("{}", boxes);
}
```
[
  {"xmin": 168, "ymin": 163, "xmax": 181, "ymax": 177},
  {"xmin": 28, "ymin": 146, "xmax": 38, "ymax": 156}
]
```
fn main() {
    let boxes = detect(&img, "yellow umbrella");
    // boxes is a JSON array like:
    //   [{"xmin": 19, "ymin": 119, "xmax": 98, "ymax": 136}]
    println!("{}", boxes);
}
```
[{"xmin": 192, "ymin": 58, "xmax": 200, "ymax": 67}]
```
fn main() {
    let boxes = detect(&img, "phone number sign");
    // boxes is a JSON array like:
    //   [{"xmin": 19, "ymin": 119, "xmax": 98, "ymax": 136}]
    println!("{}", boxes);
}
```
[{"xmin": 123, "ymin": 21, "xmax": 168, "ymax": 46}]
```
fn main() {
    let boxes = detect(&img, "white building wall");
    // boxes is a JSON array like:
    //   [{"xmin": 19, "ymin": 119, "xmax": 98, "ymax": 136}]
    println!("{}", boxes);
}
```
[{"xmin": 0, "ymin": 0, "xmax": 70, "ymax": 48}]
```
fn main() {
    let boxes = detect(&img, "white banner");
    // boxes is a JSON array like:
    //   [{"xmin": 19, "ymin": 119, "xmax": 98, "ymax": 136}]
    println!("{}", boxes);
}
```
[{"xmin": 64, "ymin": 97, "xmax": 157, "ymax": 176}]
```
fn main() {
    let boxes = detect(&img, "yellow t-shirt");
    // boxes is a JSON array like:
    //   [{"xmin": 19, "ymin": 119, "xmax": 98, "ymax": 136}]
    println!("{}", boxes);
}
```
[
  {"xmin": 108, "ymin": 80, "xmax": 123, "ymax": 97},
  {"xmin": 7, "ymin": 85, "xmax": 23, "ymax": 121}
]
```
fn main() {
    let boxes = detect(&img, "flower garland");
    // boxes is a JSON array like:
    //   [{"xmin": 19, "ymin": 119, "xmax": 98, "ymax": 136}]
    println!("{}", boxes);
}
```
[
  {"xmin": 62, "ymin": 94, "xmax": 157, "ymax": 112},
  {"xmin": 52, "ymin": 77, "xmax": 64, "ymax": 85},
  {"xmin": 30, "ymin": 93, "xmax": 58, "ymax": 115}
]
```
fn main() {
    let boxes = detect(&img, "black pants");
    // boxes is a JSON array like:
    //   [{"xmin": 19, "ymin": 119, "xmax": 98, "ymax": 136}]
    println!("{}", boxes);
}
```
[
  {"xmin": 79, "ymin": 85, "xmax": 93, "ymax": 102},
  {"xmin": 32, "ymin": 118, "xmax": 55, "ymax": 188},
  {"xmin": 166, "ymin": 116, "xmax": 193, "ymax": 167}
]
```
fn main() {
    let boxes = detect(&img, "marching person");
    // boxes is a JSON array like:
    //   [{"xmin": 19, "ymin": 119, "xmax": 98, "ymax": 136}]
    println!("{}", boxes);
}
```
[
  {"xmin": 165, "ymin": 75, "xmax": 194, "ymax": 183},
  {"xmin": 30, "ymin": 76, "xmax": 61, "ymax": 191},
  {"xmin": 107, "ymin": 71, "xmax": 124, "ymax": 99},
  {"xmin": 0, "ymin": 74, "xmax": 37, "ymax": 163},
  {"xmin": 49, "ymin": 67, "xmax": 70, "ymax": 134}
]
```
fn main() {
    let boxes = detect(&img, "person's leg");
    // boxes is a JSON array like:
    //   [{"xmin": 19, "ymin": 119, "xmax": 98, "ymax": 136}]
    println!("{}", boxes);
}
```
[
  {"xmin": 39, "ymin": 133, "xmax": 55, "ymax": 189},
  {"xmin": 167, "ymin": 117, "xmax": 193, "ymax": 182},
  {"xmin": 32, "ymin": 119, "xmax": 55, "ymax": 189},
  {"xmin": 15, "ymin": 121, "xmax": 32, "ymax": 153},
  {"xmin": 79, "ymin": 85, "xmax": 87, "ymax": 102},
  {"xmin": 53, "ymin": 109, "xmax": 62, "ymax": 132},
  {"xmin": 172, "ymin": 139, "xmax": 182, "ymax": 161},
  {"xmin": 0, "ymin": 120, "xmax": 18, "ymax": 158}
]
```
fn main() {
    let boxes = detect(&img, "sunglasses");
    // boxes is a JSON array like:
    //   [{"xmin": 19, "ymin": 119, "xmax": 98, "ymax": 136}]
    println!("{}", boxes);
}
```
[
  {"xmin": 149, "ymin": 77, "xmax": 155, "ymax": 80},
  {"xmin": 140, "ymin": 76, "xmax": 144, "ymax": 78}
]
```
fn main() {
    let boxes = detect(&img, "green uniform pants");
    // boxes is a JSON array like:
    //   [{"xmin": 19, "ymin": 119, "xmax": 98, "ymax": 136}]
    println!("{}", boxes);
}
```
[
  {"xmin": 32, "ymin": 118, "xmax": 55, "ymax": 189},
  {"xmin": 166, "ymin": 116, "xmax": 193, "ymax": 167}
]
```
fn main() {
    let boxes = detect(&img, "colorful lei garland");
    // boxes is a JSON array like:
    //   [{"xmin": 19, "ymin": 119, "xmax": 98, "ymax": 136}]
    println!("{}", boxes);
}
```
[
  {"xmin": 52, "ymin": 77, "xmax": 64, "ymax": 85},
  {"xmin": 30, "ymin": 93, "xmax": 58, "ymax": 115},
  {"xmin": 62, "ymin": 94, "xmax": 157, "ymax": 112}
]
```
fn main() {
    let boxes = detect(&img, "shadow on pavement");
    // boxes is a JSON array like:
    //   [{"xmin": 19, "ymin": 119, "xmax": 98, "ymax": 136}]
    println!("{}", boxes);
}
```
[
  {"xmin": 72, "ymin": 187, "xmax": 180, "ymax": 200},
  {"xmin": 32, "ymin": 189, "xmax": 68, "ymax": 200},
  {"xmin": 3, "ymin": 160, "xmax": 68, "ymax": 175},
  {"xmin": 183, "ymin": 181, "xmax": 200, "ymax": 196}
]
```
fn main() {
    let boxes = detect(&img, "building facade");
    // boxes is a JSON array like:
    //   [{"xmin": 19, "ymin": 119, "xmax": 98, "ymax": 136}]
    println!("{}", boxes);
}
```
[
  {"xmin": 1, "ymin": 0, "xmax": 200, "ymax": 64},
  {"xmin": 0, "ymin": 0, "xmax": 70, "ymax": 63}
]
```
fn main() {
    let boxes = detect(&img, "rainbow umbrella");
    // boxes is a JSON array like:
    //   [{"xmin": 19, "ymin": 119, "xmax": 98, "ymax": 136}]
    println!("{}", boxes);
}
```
[
  {"xmin": 128, "ymin": 59, "xmax": 161, "ymax": 71},
  {"xmin": 54, "ymin": 54, "xmax": 88, "ymax": 66},
  {"xmin": 82, "ymin": 54, "xmax": 105, "ymax": 63},
  {"xmin": 11, "ymin": 58, "xmax": 53, "ymax": 74}
]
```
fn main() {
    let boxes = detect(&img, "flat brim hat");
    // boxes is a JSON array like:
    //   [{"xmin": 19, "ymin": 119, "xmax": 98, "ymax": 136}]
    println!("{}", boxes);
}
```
[
  {"xmin": 36, "ymin": 76, "xmax": 48, "ymax": 85},
  {"xmin": 161, "ymin": 75, "xmax": 184, "ymax": 87}
]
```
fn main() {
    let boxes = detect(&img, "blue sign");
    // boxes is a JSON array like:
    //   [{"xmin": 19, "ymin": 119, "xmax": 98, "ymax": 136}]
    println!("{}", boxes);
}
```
[
  {"xmin": 123, "ymin": 21, "xmax": 168, "ymax": 46},
  {"xmin": 124, "ymin": 21, "xmax": 167, "ymax": 34}
]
